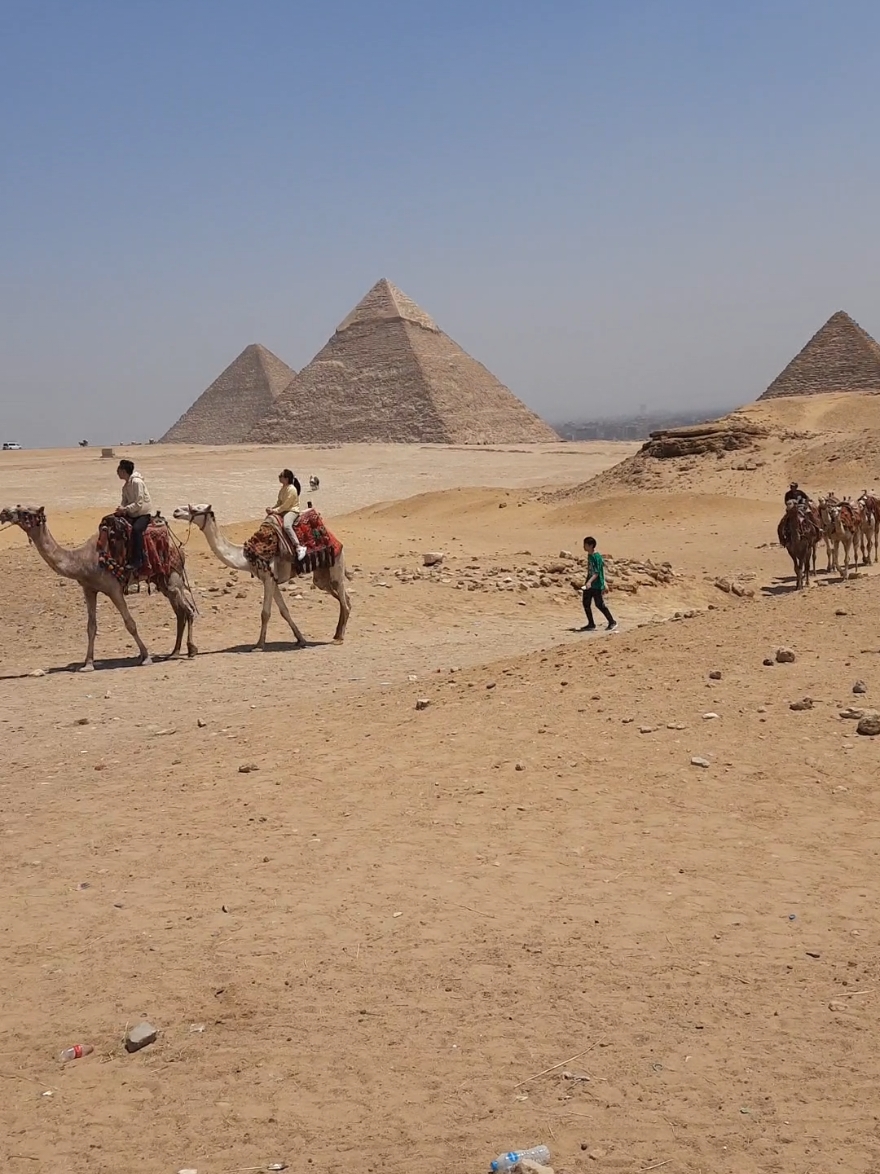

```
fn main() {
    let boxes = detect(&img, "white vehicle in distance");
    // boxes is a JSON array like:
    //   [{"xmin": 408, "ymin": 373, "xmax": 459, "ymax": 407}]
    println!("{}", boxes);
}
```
[{"xmin": 2, "ymin": 442, "xmax": 22, "ymax": 450}]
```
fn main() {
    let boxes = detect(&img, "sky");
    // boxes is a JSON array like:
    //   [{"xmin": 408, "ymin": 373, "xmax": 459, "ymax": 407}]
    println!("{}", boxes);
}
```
[{"xmin": 2, "ymin": 0, "xmax": 880, "ymax": 446}]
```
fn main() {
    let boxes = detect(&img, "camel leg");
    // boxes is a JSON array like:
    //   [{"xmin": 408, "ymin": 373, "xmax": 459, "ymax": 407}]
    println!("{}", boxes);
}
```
[
  {"xmin": 313, "ymin": 565, "xmax": 352, "ymax": 643},
  {"xmin": 160, "ymin": 574, "xmax": 198, "ymax": 658},
  {"xmin": 81, "ymin": 586, "xmax": 98, "ymax": 671},
  {"xmin": 106, "ymin": 584, "xmax": 152, "ymax": 664},
  {"xmin": 254, "ymin": 576, "xmax": 275, "ymax": 649},
  {"xmin": 273, "ymin": 584, "xmax": 307, "ymax": 648}
]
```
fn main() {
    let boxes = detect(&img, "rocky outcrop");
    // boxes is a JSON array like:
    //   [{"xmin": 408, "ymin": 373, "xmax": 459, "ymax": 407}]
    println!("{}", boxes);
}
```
[{"xmin": 640, "ymin": 420, "xmax": 766, "ymax": 459}]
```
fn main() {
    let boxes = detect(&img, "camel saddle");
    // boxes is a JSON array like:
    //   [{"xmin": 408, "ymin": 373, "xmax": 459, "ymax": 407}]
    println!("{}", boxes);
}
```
[
  {"xmin": 243, "ymin": 508, "xmax": 342, "ymax": 577},
  {"xmin": 97, "ymin": 513, "xmax": 178, "ymax": 585}
]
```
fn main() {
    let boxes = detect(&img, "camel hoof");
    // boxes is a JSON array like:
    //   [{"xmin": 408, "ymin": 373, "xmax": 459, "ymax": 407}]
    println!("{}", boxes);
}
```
[
  {"xmin": 296, "ymin": 641, "xmax": 307, "ymax": 650},
  {"xmin": 140, "ymin": 656, "xmax": 153, "ymax": 666},
  {"xmin": 333, "ymin": 636, "xmax": 345, "ymax": 645},
  {"xmin": 79, "ymin": 663, "xmax": 95, "ymax": 673},
  {"xmin": 187, "ymin": 646, "xmax": 198, "ymax": 658},
  {"xmin": 251, "ymin": 646, "xmax": 265, "ymax": 653}
]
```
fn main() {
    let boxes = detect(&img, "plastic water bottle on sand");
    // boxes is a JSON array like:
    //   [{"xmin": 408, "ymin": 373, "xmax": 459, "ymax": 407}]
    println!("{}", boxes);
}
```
[
  {"xmin": 59, "ymin": 1044, "xmax": 94, "ymax": 1061},
  {"xmin": 490, "ymin": 1145, "xmax": 551, "ymax": 1171}
]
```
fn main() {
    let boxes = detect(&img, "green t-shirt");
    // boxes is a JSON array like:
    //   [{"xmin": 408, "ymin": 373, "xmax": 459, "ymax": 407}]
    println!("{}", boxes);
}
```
[{"xmin": 587, "ymin": 551, "xmax": 606, "ymax": 591}]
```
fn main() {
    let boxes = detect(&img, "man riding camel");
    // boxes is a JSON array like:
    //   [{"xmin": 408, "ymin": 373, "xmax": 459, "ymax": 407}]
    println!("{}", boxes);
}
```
[
  {"xmin": 784, "ymin": 482, "xmax": 811, "ymax": 508},
  {"xmin": 115, "ymin": 459, "xmax": 152, "ymax": 571},
  {"xmin": 268, "ymin": 469, "xmax": 307, "ymax": 563}
]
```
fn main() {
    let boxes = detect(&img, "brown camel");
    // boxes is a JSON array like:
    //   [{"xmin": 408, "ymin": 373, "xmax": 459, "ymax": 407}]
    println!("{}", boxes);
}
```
[
  {"xmin": 817, "ymin": 496, "xmax": 859, "ymax": 579},
  {"xmin": 172, "ymin": 504, "xmax": 351, "ymax": 648},
  {"xmin": 857, "ymin": 491, "xmax": 880, "ymax": 564},
  {"xmin": 778, "ymin": 501, "xmax": 821, "ymax": 589},
  {"xmin": 0, "ymin": 505, "xmax": 197, "ymax": 670}
]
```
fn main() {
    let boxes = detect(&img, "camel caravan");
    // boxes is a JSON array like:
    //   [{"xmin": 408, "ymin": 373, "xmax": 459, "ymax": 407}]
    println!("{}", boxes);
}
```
[
  {"xmin": 777, "ymin": 484, "xmax": 880, "ymax": 590},
  {"xmin": 0, "ymin": 460, "xmax": 349, "ymax": 671}
]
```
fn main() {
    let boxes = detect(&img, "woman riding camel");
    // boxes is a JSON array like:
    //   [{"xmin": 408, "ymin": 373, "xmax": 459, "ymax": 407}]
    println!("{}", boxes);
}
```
[{"xmin": 268, "ymin": 469, "xmax": 307, "ymax": 562}]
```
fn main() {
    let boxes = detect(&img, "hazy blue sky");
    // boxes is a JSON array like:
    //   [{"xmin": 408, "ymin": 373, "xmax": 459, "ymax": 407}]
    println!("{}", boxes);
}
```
[{"xmin": 2, "ymin": 0, "xmax": 879, "ymax": 446}]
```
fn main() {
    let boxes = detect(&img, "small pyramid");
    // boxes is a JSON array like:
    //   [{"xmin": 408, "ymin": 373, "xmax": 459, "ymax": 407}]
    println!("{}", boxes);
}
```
[
  {"xmin": 759, "ymin": 311, "xmax": 880, "ymax": 400},
  {"xmin": 247, "ymin": 279, "xmax": 558, "ymax": 445},
  {"xmin": 161, "ymin": 344, "xmax": 296, "ymax": 444}
]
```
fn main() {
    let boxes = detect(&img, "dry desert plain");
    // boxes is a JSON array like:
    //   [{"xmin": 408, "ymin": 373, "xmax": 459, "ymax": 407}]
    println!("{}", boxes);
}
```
[{"xmin": 2, "ymin": 403, "xmax": 880, "ymax": 1174}]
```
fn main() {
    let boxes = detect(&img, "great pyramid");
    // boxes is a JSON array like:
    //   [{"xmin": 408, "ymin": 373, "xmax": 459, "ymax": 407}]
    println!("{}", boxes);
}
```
[
  {"xmin": 247, "ymin": 279, "xmax": 558, "ymax": 444},
  {"xmin": 161, "ymin": 344, "xmax": 296, "ymax": 444},
  {"xmin": 759, "ymin": 311, "xmax": 880, "ymax": 400}
]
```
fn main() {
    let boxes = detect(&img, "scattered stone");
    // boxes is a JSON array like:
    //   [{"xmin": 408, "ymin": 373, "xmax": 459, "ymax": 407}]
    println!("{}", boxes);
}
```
[
  {"xmin": 238, "ymin": 762, "xmax": 259, "ymax": 773},
  {"xmin": 857, "ymin": 715, "xmax": 880, "ymax": 736},
  {"xmin": 776, "ymin": 648, "xmax": 796, "ymax": 664},
  {"xmin": 836, "ymin": 609, "xmax": 849, "ymax": 616},
  {"xmin": 75, "ymin": 717, "xmax": 89, "ymax": 726},
  {"xmin": 762, "ymin": 658, "xmax": 774, "ymax": 667},
  {"xmin": 708, "ymin": 670, "xmax": 722, "ymax": 680},
  {"xmin": 853, "ymin": 680, "xmax": 868, "ymax": 694},
  {"xmin": 27, "ymin": 669, "xmax": 46, "ymax": 678},
  {"xmin": 415, "ymin": 698, "xmax": 431, "ymax": 711},
  {"xmin": 197, "ymin": 718, "xmax": 207, "ymax": 728},
  {"xmin": 422, "ymin": 551, "xmax": 444, "ymax": 567},
  {"xmin": 519, "ymin": 1162, "xmax": 554, "ymax": 1174},
  {"xmin": 587, "ymin": 1148, "xmax": 607, "ymax": 1161},
  {"xmin": 789, "ymin": 698, "xmax": 814, "ymax": 711},
  {"xmin": 124, "ymin": 1021, "xmax": 158, "ymax": 1053},
  {"xmin": 515, "ymin": 761, "xmax": 525, "ymax": 771},
  {"xmin": 840, "ymin": 707, "xmax": 879, "ymax": 721},
  {"xmin": 486, "ymin": 682, "xmax": 496, "ymax": 690},
  {"xmin": 806, "ymin": 951, "xmax": 821, "ymax": 959},
  {"xmin": 639, "ymin": 726, "xmax": 654, "ymax": 734},
  {"xmin": 702, "ymin": 712, "xmax": 720, "ymax": 720},
  {"xmin": 691, "ymin": 756, "xmax": 710, "ymax": 768},
  {"xmin": 667, "ymin": 722, "xmax": 687, "ymax": 730},
  {"xmin": 559, "ymin": 550, "xmax": 573, "ymax": 559},
  {"xmin": 714, "ymin": 577, "xmax": 733, "ymax": 593},
  {"xmin": 829, "ymin": 1000, "xmax": 849, "ymax": 1012}
]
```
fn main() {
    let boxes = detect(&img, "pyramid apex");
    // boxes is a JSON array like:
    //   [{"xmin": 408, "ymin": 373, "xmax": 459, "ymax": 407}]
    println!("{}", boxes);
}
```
[
  {"xmin": 160, "ymin": 343, "xmax": 296, "ymax": 444},
  {"xmin": 759, "ymin": 309, "xmax": 880, "ymax": 400},
  {"xmin": 337, "ymin": 278, "xmax": 439, "ymax": 334}
]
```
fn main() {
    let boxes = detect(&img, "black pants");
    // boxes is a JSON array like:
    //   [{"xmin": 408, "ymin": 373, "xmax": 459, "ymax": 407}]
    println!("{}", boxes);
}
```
[
  {"xmin": 130, "ymin": 514, "xmax": 150, "ymax": 568},
  {"xmin": 583, "ymin": 587, "xmax": 614, "ymax": 627}
]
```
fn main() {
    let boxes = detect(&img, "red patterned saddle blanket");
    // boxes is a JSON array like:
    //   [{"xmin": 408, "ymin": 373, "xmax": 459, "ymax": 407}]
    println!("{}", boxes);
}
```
[
  {"xmin": 243, "ymin": 509, "xmax": 342, "ymax": 577},
  {"xmin": 97, "ymin": 514, "xmax": 179, "ymax": 584}
]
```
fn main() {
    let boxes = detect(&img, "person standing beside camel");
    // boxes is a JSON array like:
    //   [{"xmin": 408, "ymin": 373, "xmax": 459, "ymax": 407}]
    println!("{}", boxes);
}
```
[
  {"xmin": 115, "ymin": 459, "xmax": 152, "ymax": 571},
  {"xmin": 580, "ymin": 536, "xmax": 617, "ymax": 632},
  {"xmin": 268, "ymin": 468, "xmax": 307, "ymax": 562}
]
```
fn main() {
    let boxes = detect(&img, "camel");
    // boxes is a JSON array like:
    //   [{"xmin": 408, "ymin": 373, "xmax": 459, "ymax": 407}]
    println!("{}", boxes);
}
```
[
  {"xmin": 857, "ymin": 491, "xmax": 880, "ymax": 564},
  {"xmin": 817, "ymin": 496, "xmax": 859, "ymax": 579},
  {"xmin": 0, "ymin": 505, "xmax": 197, "ymax": 670},
  {"xmin": 172, "ymin": 504, "xmax": 351, "ymax": 648},
  {"xmin": 778, "ymin": 500, "xmax": 821, "ymax": 589}
]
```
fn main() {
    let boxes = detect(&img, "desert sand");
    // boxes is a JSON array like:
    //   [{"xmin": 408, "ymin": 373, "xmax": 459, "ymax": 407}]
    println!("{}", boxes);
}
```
[{"xmin": 2, "ymin": 408, "xmax": 880, "ymax": 1174}]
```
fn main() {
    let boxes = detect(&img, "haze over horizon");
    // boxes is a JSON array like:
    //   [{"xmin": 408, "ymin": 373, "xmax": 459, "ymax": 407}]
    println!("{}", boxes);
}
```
[{"xmin": 2, "ymin": 0, "xmax": 880, "ymax": 448}]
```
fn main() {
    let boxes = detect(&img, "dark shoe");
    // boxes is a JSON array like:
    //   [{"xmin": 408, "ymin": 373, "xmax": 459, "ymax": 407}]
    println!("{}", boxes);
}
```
[
  {"xmin": 579, "ymin": 624, "xmax": 597, "ymax": 632},
  {"xmin": 607, "ymin": 621, "xmax": 618, "ymax": 632}
]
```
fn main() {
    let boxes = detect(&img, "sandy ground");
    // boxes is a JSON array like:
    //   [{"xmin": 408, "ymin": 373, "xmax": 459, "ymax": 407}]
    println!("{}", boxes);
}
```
[{"xmin": 2, "ymin": 424, "xmax": 880, "ymax": 1173}]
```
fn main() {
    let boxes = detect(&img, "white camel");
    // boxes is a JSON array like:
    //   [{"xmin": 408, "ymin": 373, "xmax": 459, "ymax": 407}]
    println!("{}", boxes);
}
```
[{"xmin": 173, "ymin": 505, "xmax": 351, "ymax": 648}]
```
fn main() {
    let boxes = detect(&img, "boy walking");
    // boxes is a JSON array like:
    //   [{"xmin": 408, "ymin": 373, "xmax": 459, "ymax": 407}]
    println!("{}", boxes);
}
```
[{"xmin": 581, "ymin": 536, "xmax": 617, "ymax": 632}]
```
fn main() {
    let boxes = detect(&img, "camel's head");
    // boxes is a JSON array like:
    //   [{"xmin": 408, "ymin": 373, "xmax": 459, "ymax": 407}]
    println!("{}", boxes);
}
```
[
  {"xmin": 173, "ymin": 504, "xmax": 213, "ymax": 530},
  {"xmin": 0, "ymin": 504, "xmax": 46, "ymax": 533}
]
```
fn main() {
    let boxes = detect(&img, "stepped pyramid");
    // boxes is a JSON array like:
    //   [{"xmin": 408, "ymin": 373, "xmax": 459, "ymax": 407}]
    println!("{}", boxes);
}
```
[
  {"xmin": 161, "ymin": 344, "xmax": 296, "ymax": 444},
  {"xmin": 247, "ymin": 279, "xmax": 558, "ymax": 444},
  {"xmin": 759, "ymin": 311, "xmax": 880, "ymax": 400}
]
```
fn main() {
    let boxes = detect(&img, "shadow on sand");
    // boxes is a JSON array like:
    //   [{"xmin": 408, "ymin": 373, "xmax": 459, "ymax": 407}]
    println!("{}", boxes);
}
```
[{"xmin": 0, "ymin": 639, "xmax": 338, "ymax": 680}]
